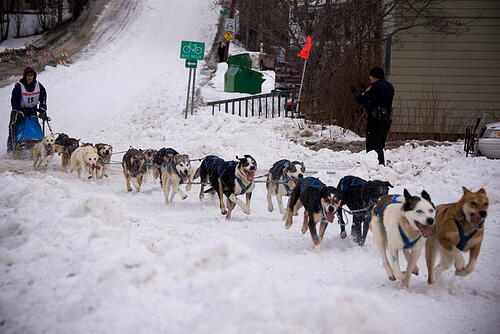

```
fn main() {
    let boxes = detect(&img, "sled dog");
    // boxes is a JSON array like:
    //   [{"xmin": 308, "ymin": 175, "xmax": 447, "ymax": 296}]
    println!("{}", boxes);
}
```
[
  {"xmin": 425, "ymin": 187, "xmax": 488, "ymax": 284},
  {"xmin": 95, "ymin": 143, "xmax": 113, "ymax": 178},
  {"xmin": 266, "ymin": 159, "xmax": 305, "ymax": 215},
  {"xmin": 206, "ymin": 155, "xmax": 257, "ymax": 220},
  {"xmin": 54, "ymin": 133, "xmax": 80, "ymax": 171},
  {"xmin": 336, "ymin": 175, "xmax": 393, "ymax": 245},
  {"xmin": 285, "ymin": 177, "xmax": 343, "ymax": 247},
  {"xmin": 31, "ymin": 133, "xmax": 56, "ymax": 170},
  {"xmin": 122, "ymin": 148, "xmax": 147, "ymax": 192},
  {"xmin": 152, "ymin": 147, "xmax": 179, "ymax": 182},
  {"xmin": 194, "ymin": 155, "xmax": 225, "ymax": 200},
  {"xmin": 160, "ymin": 154, "xmax": 193, "ymax": 204},
  {"xmin": 369, "ymin": 189, "xmax": 435, "ymax": 287},
  {"xmin": 69, "ymin": 146, "xmax": 99, "ymax": 179}
]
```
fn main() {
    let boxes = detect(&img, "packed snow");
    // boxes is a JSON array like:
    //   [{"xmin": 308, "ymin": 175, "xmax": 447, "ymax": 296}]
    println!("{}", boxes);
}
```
[{"xmin": 0, "ymin": 0, "xmax": 499, "ymax": 333}]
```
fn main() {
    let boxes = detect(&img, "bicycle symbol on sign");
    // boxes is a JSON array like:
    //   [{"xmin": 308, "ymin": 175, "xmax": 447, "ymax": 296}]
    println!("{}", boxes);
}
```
[{"xmin": 182, "ymin": 43, "xmax": 203, "ymax": 55}]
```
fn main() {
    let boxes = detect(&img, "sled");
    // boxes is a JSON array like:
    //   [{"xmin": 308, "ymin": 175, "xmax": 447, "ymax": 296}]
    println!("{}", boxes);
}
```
[{"xmin": 12, "ymin": 115, "xmax": 44, "ymax": 160}]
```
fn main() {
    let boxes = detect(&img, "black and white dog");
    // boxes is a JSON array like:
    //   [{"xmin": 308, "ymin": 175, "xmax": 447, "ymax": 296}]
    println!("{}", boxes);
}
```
[
  {"xmin": 285, "ymin": 177, "xmax": 343, "ymax": 247},
  {"xmin": 194, "ymin": 155, "xmax": 226, "ymax": 200},
  {"xmin": 205, "ymin": 155, "xmax": 257, "ymax": 220},
  {"xmin": 337, "ymin": 175, "xmax": 393, "ymax": 246},
  {"xmin": 266, "ymin": 159, "xmax": 305, "ymax": 214}
]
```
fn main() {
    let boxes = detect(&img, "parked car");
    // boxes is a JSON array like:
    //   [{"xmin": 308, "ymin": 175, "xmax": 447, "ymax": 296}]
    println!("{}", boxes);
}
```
[{"xmin": 476, "ymin": 122, "xmax": 500, "ymax": 159}]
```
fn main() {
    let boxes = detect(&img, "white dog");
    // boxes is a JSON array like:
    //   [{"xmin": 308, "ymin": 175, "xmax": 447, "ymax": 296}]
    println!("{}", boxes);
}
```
[
  {"xmin": 69, "ymin": 146, "xmax": 99, "ymax": 179},
  {"xmin": 369, "ymin": 189, "xmax": 436, "ymax": 287},
  {"xmin": 31, "ymin": 133, "xmax": 56, "ymax": 170}
]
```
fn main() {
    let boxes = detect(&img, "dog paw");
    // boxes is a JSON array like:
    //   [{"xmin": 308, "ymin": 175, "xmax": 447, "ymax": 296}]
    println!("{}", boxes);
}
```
[
  {"xmin": 395, "ymin": 272, "xmax": 405, "ymax": 281},
  {"xmin": 181, "ymin": 194, "xmax": 187, "ymax": 200},
  {"xmin": 412, "ymin": 266, "xmax": 419, "ymax": 276},
  {"xmin": 88, "ymin": 176, "xmax": 92, "ymax": 180},
  {"xmin": 285, "ymin": 219, "xmax": 293, "ymax": 230},
  {"xmin": 221, "ymin": 209, "xmax": 228, "ymax": 215},
  {"xmin": 388, "ymin": 275, "xmax": 396, "ymax": 281},
  {"xmin": 455, "ymin": 268, "xmax": 469, "ymax": 277},
  {"xmin": 340, "ymin": 231, "xmax": 347, "ymax": 239},
  {"xmin": 268, "ymin": 205, "xmax": 273, "ymax": 212},
  {"xmin": 127, "ymin": 188, "xmax": 132, "ymax": 192},
  {"xmin": 104, "ymin": 174, "xmax": 108, "ymax": 178}
]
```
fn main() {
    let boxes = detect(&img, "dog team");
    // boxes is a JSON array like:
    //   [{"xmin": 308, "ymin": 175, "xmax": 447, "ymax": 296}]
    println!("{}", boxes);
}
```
[{"xmin": 29, "ymin": 134, "xmax": 490, "ymax": 288}]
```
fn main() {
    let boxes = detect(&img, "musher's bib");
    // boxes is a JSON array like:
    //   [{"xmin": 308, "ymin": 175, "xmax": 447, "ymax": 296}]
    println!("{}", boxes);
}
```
[{"xmin": 19, "ymin": 81, "xmax": 40, "ymax": 109}]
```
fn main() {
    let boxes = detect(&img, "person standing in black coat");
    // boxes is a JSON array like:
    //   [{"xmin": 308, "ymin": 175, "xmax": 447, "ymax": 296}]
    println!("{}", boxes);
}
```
[{"xmin": 350, "ymin": 67, "xmax": 394, "ymax": 165}]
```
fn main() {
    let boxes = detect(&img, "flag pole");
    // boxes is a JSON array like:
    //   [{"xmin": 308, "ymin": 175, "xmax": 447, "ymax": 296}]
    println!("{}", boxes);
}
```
[{"xmin": 296, "ymin": 58, "xmax": 307, "ymax": 115}]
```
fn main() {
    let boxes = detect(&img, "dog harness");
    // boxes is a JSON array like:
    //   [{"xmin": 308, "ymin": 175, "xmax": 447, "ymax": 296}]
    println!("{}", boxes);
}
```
[
  {"xmin": 375, "ymin": 195, "xmax": 401, "ymax": 217},
  {"xmin": 398, "ymin": 225, "xmax": 422, "ymax": 249},
  {"xmin": 299, "ymin": 177, "xmax": 330, "ymax": 222},
  {"xmin": 338, "ymin": 176, "xmax": 366, "ymax": 195},
  {"xmin": 269, "ymin": 159, "xmax": 293, "ymax": 196},
  {"xmin": 218, "ymin": 161, "xmax": 253, "ymax": 195},
  {"xmin": 454, "ymin": 219, "xmax": 477, "ymax": 251}
]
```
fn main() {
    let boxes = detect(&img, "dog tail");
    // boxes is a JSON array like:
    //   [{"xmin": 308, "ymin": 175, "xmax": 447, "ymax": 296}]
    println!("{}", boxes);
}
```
[
  {"xmin": 194, "ymin": 166, "xmax": 201, "ymax": 180},
  {"xmin": 204, "ymin": 187, "xmax": 216, "ymax": 194}
]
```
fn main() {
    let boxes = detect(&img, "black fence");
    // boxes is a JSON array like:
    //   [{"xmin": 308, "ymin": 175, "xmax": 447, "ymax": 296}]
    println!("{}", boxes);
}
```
[{"xmin": 207, "ymin": 89, "xmax": 302, "ymax": 118}]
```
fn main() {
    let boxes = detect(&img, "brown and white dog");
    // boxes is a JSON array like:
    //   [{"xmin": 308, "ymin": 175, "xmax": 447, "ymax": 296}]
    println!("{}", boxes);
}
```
[
  {"xmin": 160, "ymin": 154, "xmax": 193, "ymax": 204},
  {"xmin": 142, "ymin": 148, "xmax": 157, "ymax": 178},
  {"xmin": 69, "ymin": 146, "xmax": 99, "ymax": 179},
  {"xmin": 54, "ymin": 133, "xmax": 80, "ymax": 171},
  {"xmin": 122, "ymin": 148, "xmax": 147, "ymax": 192},
  {"xmin": 95, "ymin": 143, "xmax": 113, "ymax": 178},
  {"xmin": 370, "ymin": 189, "xmax": 436, "ymax": 287},
  {"xmin": 425, "ymin": 187, "xmax": 488, "ymax": 284},
  {"xmin": 31, "ymin": 133, "xmax": 56, "ymax": 170}
]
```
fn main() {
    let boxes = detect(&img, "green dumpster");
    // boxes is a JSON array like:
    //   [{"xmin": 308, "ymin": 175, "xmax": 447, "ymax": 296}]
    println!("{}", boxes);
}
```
[
  {"xmin": 226, "ymin": 53, "xmax": 252, "ymax": 69},
  {"xmin": 224, "ymin": 54, "xmax": 265, "ymax": 94}
]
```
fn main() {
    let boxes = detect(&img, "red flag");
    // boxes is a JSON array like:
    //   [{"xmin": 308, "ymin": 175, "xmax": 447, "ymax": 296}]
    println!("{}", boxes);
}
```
[{"xmin": 297, "ymin": 36, "xmax": 312, "ymax": 60}]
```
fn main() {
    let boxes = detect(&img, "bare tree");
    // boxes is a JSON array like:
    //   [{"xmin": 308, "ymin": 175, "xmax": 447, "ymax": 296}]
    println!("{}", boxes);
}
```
[{"xmin": 236, "ymin": 0, "xmax": 472, "ymax": 136}]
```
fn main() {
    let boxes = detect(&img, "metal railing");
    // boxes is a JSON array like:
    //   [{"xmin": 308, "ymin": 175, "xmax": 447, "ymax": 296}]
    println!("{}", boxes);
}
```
[{"xmin": 207, "ymin": 89, "xmax": 302, "ymax": 118}]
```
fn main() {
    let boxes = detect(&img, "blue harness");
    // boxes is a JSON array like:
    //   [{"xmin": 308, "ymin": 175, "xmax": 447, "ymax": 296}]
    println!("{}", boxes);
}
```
[
  {"xmin": 375, "ymin": 195, "xmax": 401, "ymax": 217},
  {"xmin": 338, "ymin": 176, "xmax": 366, "ymax": 195},
  {"xmin": 218, "ymin": 161, "xmax": 252, "ymax": 195},
  {"xmin": 398, "ymin": 225, "xmax": 422, "ymax": 249},
  {"xmin": 300, "ymin": 177, "xmax": 328, "ymax": 221},
  {"xmin": 455, "ymin": 219, "xmax": 477, "ymax": 251}
]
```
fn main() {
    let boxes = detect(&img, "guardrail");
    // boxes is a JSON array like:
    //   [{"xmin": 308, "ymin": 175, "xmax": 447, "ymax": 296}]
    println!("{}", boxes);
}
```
[{"xmin": 207, "ymin": 88, "xmax": 302, "ymax": 118}]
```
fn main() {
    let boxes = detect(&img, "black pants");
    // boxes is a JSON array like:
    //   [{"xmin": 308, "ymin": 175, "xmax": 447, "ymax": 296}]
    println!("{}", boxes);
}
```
[{"xmin": 366, "ymin": 118, "xmax": 392, "ymax": 165}]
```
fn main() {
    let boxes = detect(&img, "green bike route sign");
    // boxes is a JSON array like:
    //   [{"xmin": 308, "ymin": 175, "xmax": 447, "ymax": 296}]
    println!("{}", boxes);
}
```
[{"xmin": 180, "ymin": 41, "xmax": 205, "ymax": 60}]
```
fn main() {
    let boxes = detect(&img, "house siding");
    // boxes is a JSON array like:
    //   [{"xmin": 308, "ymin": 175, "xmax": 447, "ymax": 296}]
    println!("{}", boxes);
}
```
[{"xmin": 388, "ymin": 0, "xmax": 500, "ymax": 139}]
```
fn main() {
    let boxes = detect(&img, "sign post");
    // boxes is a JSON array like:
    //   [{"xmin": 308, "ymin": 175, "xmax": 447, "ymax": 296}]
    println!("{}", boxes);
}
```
[{"xmin": 180, "ymin": 41, "xmax": 205, "ymax": 119}]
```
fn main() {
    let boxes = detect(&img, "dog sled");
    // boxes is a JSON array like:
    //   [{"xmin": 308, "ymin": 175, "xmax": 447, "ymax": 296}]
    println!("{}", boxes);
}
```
[{"xmin": 10, "ymin": 111, "xmax": 50, "ymax": 160}]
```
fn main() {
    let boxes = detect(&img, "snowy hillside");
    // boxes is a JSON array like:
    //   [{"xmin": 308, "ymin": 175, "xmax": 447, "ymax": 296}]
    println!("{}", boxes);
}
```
[{"xmin": 0, "ymin": 0, "xmax": 499, "ymax": 333}]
